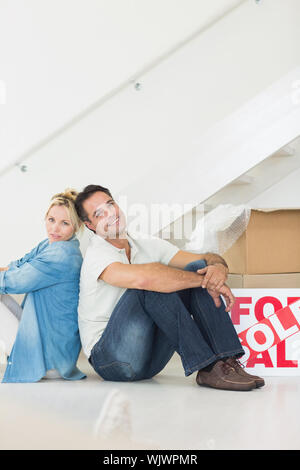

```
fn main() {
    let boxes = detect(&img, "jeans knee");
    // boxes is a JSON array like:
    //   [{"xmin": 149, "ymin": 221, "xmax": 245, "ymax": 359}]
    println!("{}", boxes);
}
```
[
  {"xmin": 184, "ymin": 259, "xmax": 207, "ymax": 272},
  {"xmin": 94, "ymin": 361, "xmax": 136, "ymax": 382}
]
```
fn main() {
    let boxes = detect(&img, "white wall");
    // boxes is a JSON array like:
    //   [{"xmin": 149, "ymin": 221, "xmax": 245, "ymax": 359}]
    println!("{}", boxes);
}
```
[
  {"xmin": 1, "ymin": 0, "xmax": 300, "ymax": 265},
  {"xmin": 0, "ymin": 0, "xmax": 243, "ymax": 171}
]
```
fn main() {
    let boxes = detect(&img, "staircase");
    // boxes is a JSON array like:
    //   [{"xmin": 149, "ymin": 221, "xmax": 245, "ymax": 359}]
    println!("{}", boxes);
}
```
[{"xmin": 164, "ymin": 136, "xmax": 300, "ymax": 250}]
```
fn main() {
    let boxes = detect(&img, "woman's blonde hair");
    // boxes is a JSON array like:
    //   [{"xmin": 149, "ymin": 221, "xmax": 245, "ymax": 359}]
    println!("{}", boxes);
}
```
[{"xmin": 45, "ymin": 188, "xmax": 83, "ymax": 234}]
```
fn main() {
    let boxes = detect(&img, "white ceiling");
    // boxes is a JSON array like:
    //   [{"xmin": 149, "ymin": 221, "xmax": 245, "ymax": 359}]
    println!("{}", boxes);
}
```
[{"xmin": 0, "ymin": 0, "xmax": 242, "ymax": 172}]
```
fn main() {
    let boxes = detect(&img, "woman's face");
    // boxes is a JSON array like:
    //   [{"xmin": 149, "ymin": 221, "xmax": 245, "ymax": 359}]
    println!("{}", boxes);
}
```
[{"xmin": 45, "ymin": 205, "xmax": 75, "ymax": 243}]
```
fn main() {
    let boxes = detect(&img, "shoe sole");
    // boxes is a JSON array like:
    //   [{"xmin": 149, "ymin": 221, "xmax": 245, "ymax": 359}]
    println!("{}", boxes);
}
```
[
  {"xmin": 254, "ymin": 380, "xmax": 265, "ymax": 388},
  {"xmin": 196, "ymin": 378, "xmax": 256, "ymax": 391}
]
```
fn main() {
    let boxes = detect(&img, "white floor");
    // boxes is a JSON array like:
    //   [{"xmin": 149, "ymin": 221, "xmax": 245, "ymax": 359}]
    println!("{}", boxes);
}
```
[{"xmin": 1, "ymin": 352, "xmax": 300, "ymax": 450}]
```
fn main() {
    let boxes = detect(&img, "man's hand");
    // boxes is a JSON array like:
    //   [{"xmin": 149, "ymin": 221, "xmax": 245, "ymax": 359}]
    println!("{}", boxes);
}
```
[
  {"xmin": 0, "ymin": 267, "xmax": 8, "ymax": 272},
  {"xmin": 197, "ymin": 263, "xmax": 228, "ymax": 290},
  {"xmin": 207, "ymin": 284, "xmax": 235, "ymax": 312}
]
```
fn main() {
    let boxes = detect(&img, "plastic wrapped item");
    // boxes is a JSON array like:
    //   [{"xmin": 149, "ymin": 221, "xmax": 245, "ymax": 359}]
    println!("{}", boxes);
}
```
[{"xmin": 184, "ymin": 204, "xmax": 251, "ymax": 255}]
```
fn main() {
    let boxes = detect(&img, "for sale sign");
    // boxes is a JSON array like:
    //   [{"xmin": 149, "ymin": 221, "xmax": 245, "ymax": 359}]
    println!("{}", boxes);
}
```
[{"xmin": 230, "ymin": 289, "xmax": 300, "ymax": 376}]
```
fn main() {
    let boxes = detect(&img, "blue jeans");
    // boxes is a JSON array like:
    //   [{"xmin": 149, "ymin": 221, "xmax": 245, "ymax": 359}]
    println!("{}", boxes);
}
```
[{"xmin": 89, "ymin": 260, "xmax": 244, "ymax": 381}]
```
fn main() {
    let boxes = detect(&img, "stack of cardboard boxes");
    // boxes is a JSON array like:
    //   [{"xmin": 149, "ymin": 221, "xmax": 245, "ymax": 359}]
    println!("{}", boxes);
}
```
[{"xmin": 224, "ymin": 209, "xmax": 300, "ymax": 288}]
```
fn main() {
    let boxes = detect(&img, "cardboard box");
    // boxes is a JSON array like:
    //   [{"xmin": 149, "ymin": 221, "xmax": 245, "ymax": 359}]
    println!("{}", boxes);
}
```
[
  {"xmin": 222, "ymin": 209, "xmax": 300, "ymax": 274},
  {"xmin": 227, "ymin": 273, "xmax": 300, "ymax": 289}
]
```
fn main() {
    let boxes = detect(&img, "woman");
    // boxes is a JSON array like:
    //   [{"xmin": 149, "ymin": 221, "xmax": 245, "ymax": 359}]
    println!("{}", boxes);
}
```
[{"xmin": 0, "ymin": 189, "xmax": 86, "ymax": 383}]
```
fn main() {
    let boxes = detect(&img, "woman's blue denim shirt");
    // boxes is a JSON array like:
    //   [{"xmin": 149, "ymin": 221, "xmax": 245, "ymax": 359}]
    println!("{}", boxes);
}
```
[{"xmin": 0, "ymin": 236, "xmax": 86, "ymax": 383}]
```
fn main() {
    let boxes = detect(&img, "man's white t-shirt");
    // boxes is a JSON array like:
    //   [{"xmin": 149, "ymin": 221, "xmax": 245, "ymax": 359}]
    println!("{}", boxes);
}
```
[{"xmin": 78, "ymin": 231, "xmax": 180, "ymax": 358}]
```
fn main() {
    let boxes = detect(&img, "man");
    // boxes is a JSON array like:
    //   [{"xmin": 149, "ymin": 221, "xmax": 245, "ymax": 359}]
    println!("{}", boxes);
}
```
[{"xmin": 75, "ymin": 185, "xmax": 264, "ymax": 391}]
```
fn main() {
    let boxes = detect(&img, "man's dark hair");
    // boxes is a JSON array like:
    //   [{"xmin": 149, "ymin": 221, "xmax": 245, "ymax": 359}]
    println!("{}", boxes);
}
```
[{"xmin": 75, "ymin": 184, "xmax": 113, "ymax": 222}]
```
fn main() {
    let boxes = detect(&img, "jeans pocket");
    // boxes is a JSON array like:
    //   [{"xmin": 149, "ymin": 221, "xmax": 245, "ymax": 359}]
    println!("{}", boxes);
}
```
[{"xmin": 95, "ymin": 361, "xmax": 136, "ymax": 382}]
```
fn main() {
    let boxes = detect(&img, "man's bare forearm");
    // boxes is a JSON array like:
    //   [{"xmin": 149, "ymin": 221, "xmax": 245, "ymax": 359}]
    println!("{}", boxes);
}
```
[
  {"xmin": 197, "ymin": 253, "xmax": 228, "ymax": 271},
  {"xmin": 139, "ymin": 262, "xmax": 204, "ymax": 293},
  {"xmin": 168, "ymin": 249, "xmax": 229, "ymax": 272}
]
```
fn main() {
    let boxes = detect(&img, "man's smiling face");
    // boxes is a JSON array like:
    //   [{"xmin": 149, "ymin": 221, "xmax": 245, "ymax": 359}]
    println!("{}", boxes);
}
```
[{"xmin": 82, "ymin": 191, "xmax": 127, "ymax": 239}]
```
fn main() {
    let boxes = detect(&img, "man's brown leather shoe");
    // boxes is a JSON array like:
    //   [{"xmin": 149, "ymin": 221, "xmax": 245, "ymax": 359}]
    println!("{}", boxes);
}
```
[
  {"xmin": 196, "ymin": 360, "xmax": 256, "ymax": 391},
  {"xmin": 224, "ymin": 357, "xmax": 265, "ymax": 388}
]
